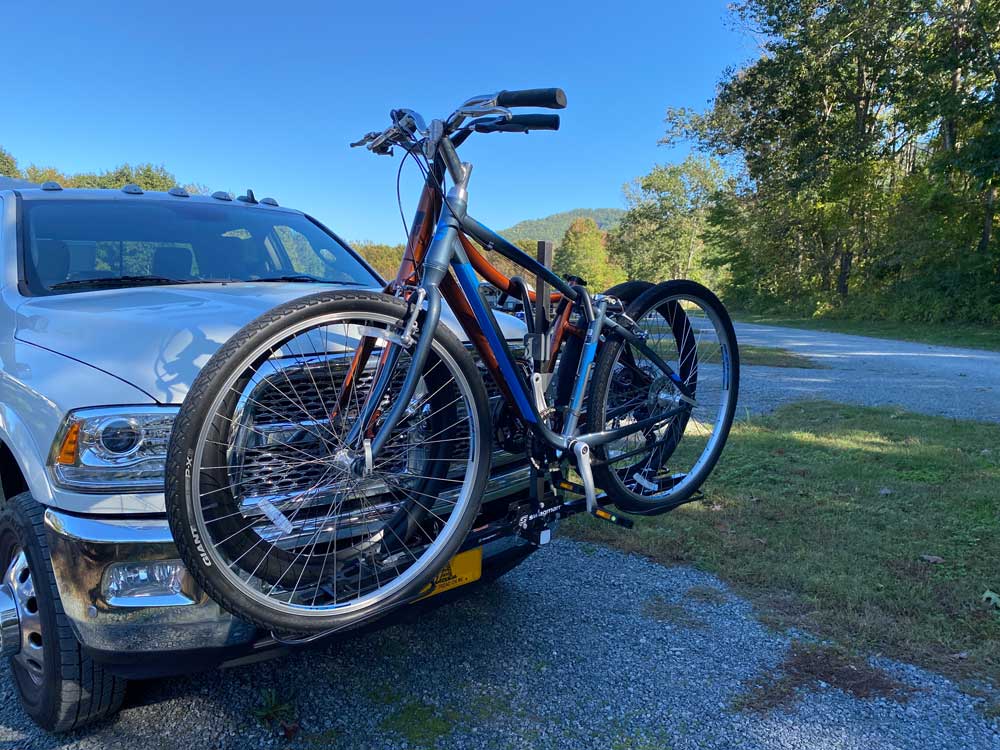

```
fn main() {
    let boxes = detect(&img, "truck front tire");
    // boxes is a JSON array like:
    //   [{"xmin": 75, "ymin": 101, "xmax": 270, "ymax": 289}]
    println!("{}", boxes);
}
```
[{"xmin": 0, "ymin": 491, "xmax": 126, "ymax": 732}]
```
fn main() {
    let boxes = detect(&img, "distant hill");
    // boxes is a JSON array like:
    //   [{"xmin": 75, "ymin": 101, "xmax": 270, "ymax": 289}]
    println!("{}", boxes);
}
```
[{"xmin": 500, "ymin": 208, "xmax": 624, "ymax": 245}]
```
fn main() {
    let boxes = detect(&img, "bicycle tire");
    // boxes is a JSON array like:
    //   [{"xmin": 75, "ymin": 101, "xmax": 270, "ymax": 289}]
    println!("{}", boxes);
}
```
[
  {"xmin": 587, "ymin": 280, "xmax": 740, "ymax": 515},
  {"xmin": 165, "ymin": 291, "xmax": 492, "ymax": 633}
]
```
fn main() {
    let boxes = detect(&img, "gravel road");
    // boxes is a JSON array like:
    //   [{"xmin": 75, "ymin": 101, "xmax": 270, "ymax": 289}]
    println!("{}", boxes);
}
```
[
  {"xmin": 2, "ymin": 324, "xmax": 998, "ymax": 749},
  {"xmin": 735, "ymin": 322, "xmax": 1000, "ymax": 423}
]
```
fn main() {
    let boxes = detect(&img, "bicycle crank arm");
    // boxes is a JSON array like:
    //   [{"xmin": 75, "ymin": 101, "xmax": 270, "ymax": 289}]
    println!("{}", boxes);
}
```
[{"xmin": 572, "ymin": 440, "xmax": 598, "ymax": 513}]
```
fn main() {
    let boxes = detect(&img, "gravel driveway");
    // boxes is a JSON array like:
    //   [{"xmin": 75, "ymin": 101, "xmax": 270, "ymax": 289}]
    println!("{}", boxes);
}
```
[
  {"xmin": 735, "ymin": 322, "xmax": 1000, "ymax": 423},
  {"xmin": 3, "ymin": 541, "xmax": 998, "ymax": 750},
  {"xmin": 2, "ymin": 324, "xmax": 998, "ymax": 749}
]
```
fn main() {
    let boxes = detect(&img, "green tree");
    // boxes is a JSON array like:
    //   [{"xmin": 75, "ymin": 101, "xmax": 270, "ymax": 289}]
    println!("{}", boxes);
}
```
[
  {"xmin": 553, "ymin": 218, "xmax": 626, "ymax": 290},
  {"xmin": 353, "ymin": 242, "xmax": 406, "ymax": 280},
  {"xmin": 664, "ymin": 0, "xmax": 1000, "ymax": 324},
  {"xmin": 0, "ymin": 147, "xmax": 20, "ymax": 178},
  {"xmin": 3, "ymin": 145, "xmax": 181, "ymax": 191},
  {"xmin": 65, "ymin": 163, "xmax": 178, "ymax": 191},
  {"xmin": 609, "ymin": 155, "xmax": 728, "ymax": 284}
]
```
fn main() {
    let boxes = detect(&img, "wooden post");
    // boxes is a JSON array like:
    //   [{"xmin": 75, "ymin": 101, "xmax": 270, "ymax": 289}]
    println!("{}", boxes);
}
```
[{"xmin": 535, "ymin": 240, "xmax": 553, "ymax": 333}]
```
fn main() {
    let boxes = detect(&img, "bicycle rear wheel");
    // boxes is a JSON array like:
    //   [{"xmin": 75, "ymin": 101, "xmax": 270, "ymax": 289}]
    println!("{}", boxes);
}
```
[
  {"xmin": 587, "ymin": 280, "xmax": 739, "ymax": 515},
  {"xmin": 165, "ymin": 291, "xmax": 491, "ymax": 632}
]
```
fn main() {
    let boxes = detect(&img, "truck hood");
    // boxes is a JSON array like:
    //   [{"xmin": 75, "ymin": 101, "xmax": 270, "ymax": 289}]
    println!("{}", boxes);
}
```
[{"xmin": 15, "ymin": 282, "xmax": 523, "ymax": 404}]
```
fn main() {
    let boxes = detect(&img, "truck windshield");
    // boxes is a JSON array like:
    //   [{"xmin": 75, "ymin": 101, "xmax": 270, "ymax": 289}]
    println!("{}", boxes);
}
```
[{"xmin": 20, "ymin": 199, "xmax": 380, "ymax": 295}]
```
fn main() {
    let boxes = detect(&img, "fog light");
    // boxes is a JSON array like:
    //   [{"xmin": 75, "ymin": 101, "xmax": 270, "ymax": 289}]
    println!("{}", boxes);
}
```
[{"xmin": 103, "ymin": 560, "xmax": 194, "ymax": 607}]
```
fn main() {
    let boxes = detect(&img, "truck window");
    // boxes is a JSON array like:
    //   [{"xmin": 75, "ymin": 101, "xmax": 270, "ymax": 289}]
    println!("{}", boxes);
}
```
[{"xmin": 19, "ymin": 199, "xmax": 378, "ymax": 295}]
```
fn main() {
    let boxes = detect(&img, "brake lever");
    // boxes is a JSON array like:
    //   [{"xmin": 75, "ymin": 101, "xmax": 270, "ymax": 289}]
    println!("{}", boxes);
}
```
[
  {"xmin": 350, "ymin": 132, "xmax": 380, "ymax": 148},
  {"xmin": 368, "ymin": 125, "xmax": 404, "ymax": 155}
]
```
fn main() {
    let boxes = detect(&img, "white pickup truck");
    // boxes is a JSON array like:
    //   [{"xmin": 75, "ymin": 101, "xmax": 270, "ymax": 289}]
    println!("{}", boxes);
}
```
[{"xmin": 0, "ymin": 177, "xmax": 534, "ymax": 732}]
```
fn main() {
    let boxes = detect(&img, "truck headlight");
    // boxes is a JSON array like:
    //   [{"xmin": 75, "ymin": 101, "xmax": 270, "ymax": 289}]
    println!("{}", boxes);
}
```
[{"xmin": 50, "ymin": 406, "xmax": 178, "ymax": 493}]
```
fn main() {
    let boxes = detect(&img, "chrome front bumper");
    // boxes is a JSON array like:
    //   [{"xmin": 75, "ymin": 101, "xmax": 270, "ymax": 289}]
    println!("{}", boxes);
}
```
[
  {"xmin": 42, "ymin": 462, "xmax": 534, "ymax": 657},
  {"xmin": 44, "ymin": 510, "xmax": 256, "ymax": 654}
]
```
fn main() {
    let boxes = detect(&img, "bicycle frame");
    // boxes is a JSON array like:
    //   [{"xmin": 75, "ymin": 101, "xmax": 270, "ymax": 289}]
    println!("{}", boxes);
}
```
[{"xmin": 349, "ymin": 150, "xmax": 693, "ymax": 467}]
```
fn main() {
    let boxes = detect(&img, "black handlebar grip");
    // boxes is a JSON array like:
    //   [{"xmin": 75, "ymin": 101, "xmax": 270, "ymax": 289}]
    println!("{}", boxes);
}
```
[
  {"xmin": 476, "ymin": 114, "xmax": 561, "ymax": 133},
  {"xmin": 496, "ymin": 88, "xmax": 567, "ymax": 110}
]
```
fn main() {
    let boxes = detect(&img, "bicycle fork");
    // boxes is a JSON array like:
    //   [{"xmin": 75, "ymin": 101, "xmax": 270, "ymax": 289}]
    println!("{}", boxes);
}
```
[{"xmin": 342, "ymin": 182, "xmax": 466, "ymax": 473}]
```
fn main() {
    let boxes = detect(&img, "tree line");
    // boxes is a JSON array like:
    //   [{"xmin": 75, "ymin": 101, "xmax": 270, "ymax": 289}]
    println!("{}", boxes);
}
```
[
  {"xmin": 0, "ymin": 145, "xmax": 632, "ymax": 289},
  {"xmin": 356, "ymin": 219, "xmax": 630, "ymax": 291},
  {"xmin": 0, "ymin": 146, "xmax": 201, "ymax": 194},
  {"xmin": 521, "ymin": 0, "xmax": 1000, "ymax": 326},
  {"xmin": 0, "ymin": 143, "xmax": 717, "ymax": 294},
  {"xmin": 665, "ymin": 0, "xmax": 1000, "ymax": 324}
]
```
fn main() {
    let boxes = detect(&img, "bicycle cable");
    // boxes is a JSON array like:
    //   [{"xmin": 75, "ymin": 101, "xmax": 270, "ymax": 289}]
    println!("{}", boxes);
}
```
[{"xmin": 395, "ymin": 144, "xmax": 414, "ymax": 239}]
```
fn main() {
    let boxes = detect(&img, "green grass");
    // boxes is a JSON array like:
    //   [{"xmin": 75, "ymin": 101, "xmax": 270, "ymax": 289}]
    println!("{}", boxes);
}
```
[
  {"xmin": 566, "ymin": 401, "xmax": 1000, "ymax": 684},
  {"xmin": 739, "ymin": 344, "xmax": 823, "ymax": 368},
  {"xmin": 379, "ymin": 699, "xmax": 459, "ymax": 747},
  {"xmin": 365, "ymin": 682, "xmax": 404, "ymax": 706},
  {"xmin": 685, "ymin": 584, "xmax": 729, "ymax": 605},
  {"xmin": 735, "ymin": 313, "xmax": 1000, "ymax": 352},
  {"xmin": 252, "ymin": 688, "xmax": 296, "ymax": 727}
]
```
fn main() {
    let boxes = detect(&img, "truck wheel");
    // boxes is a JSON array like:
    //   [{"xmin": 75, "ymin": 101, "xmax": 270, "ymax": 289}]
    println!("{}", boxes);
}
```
[{"xmin": 0, "ymin": 491, "xmax": 126, "ymax": 732}]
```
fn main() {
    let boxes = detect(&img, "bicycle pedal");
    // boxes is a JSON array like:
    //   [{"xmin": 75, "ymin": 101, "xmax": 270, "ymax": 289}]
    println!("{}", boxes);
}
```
[
  {"xmin": 591, "ymin": 507, "xmax": 634, "ymax": 529},
  {"xmin": 556, "ymin": 479, "xmax": 585, "ymax": 494}
]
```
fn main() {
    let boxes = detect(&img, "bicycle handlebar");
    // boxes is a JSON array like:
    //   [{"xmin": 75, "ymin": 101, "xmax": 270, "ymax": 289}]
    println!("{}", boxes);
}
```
[
  {"xmin": 474, "ymin": 114, "xmax": 560, "ymax": 133},
  {"xmin": 351, "ymin": 88, "xmax": 566, "ymax": 155},
  {"xmin": 496, "ymin": 88, "xmax": 567, "ymax": 110}
]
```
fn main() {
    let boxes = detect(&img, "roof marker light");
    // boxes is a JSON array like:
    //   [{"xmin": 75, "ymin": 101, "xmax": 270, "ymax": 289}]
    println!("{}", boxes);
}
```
[
  {"xmin": 41, "ymin": 181, "xmax": 63, "ymax": 191},
  {"xmin": 211, "ymin": 191, "xmax": 233, "ymax": 201},
  {"xmin": 236, "ymin": 189, "xmax": 258, "ymax": 204},
  {"xmin": 168, "ymin": 186, "xmax": 190, "ymax": 198},
  {"xmin": 122, "ymin": 184, "xmax": 143, "ymax": 194},
  {"xmin": 260, "ymin": 197, "xmax": 279, "ymax": 206}
]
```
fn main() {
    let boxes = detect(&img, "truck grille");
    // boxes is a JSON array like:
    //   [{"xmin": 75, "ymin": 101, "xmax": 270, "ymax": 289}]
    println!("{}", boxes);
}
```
[{"xmin": 230, "ymin": 343, "xmax": 526, "ymax": 507}]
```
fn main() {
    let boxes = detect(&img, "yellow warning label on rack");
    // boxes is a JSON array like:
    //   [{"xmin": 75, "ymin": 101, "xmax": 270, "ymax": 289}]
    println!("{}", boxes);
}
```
[{"xmin": 417, "ymin": 547, "xmax": 483, "ymax": 600}]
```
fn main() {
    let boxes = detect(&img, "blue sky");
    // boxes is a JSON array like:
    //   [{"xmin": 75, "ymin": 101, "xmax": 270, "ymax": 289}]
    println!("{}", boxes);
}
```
[{"xmin": 3, "ymin": 1, "xmax": 754, "ymax": 243}]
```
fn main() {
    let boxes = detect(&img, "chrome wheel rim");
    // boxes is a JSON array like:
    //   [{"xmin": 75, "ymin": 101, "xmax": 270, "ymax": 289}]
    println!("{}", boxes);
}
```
[
  {"xmin": 189, "ymin": 309, "xmax": 483, "ymax": 619},
  {"xmin": 4, "ymin": 549, "xmax": 44, "ymax": 686}
]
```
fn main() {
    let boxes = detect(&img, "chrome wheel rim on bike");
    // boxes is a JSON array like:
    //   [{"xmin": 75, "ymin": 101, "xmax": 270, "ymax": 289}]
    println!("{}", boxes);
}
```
[
  {"xmin": 185, "ymin": 308, "xmax": 483, "ymax": 621},
  {"xmin": 589, "ymin": 282, "xmax": 739, "ymax": 512}
]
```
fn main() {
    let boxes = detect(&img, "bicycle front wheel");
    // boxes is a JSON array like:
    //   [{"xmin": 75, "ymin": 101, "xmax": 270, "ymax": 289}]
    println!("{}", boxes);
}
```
[
  {"xmin": 587, "ymin": 280, "xmax": 739, "ymax": 515},
  {"xmin": 165, "ymin": 291, "xmax": 491, "ymax": 633}
]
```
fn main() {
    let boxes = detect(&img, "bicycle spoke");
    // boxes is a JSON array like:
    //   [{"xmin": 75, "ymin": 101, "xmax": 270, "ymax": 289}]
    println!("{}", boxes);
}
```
[
  {"xmin": 183, "ymin": 303, "xmax": 484, "ymax": 625},
  {"xmin": 593, "ymin": 289, "xmax": 737, "ymax": 506}
]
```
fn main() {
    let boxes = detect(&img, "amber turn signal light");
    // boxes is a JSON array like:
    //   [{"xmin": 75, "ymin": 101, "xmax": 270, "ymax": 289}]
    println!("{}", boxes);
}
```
[{"xmin": 55, "ymin": 422, "xmax": 81, "ymax": 465}]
